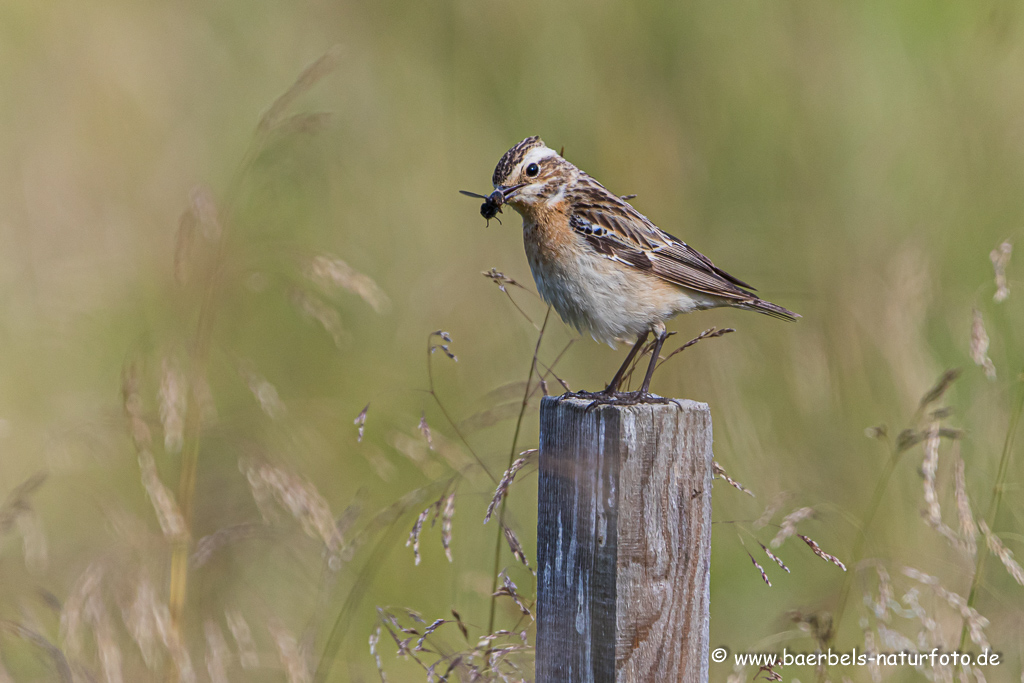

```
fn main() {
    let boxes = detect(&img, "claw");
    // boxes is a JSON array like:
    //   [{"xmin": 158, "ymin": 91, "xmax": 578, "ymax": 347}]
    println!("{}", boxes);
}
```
[{"xmin": 557, "ymin": 390, "xmax": 677, "ymax": 410}]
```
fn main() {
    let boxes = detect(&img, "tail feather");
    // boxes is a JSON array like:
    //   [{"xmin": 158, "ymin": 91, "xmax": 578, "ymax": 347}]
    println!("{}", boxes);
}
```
[{"xmin": 742, "ymin": 297, "xmax": 800, "ymax": 322}]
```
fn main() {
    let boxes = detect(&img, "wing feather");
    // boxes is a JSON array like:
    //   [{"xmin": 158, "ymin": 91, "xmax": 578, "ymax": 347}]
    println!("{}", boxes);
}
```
[
  {"xmin": 570, "ymin": 185, "xmax": 751, "ymax": 300},
  {"xmin": 567, "ymin": 175, "xmax": 799, "ymax": 321}
]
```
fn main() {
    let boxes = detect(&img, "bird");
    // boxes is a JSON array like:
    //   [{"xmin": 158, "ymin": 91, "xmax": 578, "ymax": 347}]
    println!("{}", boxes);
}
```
[{"xmin": 476, "ymin": 135, "xmax": 798, "ymax": 403}]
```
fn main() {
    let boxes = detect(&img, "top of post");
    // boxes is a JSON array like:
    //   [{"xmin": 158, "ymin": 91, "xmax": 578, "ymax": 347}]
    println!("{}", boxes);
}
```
[{"xmin": 540, "ymin": 395, "xmax": 710, "ymax": 416}]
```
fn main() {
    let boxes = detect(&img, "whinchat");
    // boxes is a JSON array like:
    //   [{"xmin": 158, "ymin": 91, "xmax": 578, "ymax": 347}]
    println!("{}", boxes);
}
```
[{"xmin": 469, "ymin": 136, "xmax": 798, "ymax": 402}]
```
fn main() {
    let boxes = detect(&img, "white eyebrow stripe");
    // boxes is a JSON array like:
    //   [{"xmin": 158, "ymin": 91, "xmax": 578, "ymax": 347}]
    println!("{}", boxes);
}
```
[{"xmin": 523, "ymin": 147, "xmax": 558, "ymax": 166}]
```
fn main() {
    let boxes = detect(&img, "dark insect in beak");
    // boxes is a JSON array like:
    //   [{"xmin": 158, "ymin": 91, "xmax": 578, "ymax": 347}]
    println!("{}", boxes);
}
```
[{"xmin": 459, "ymin": 189, "xmax": 504, "ymax": 226}]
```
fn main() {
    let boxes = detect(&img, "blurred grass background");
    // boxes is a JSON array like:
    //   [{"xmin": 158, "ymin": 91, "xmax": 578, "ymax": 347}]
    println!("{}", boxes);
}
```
[{"xmin": 0, "ymin": 0, "xmax": 1023, "ymax": 680}]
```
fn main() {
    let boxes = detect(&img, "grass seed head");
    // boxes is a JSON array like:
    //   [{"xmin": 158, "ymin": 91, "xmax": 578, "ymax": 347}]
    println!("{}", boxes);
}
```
[
  {"xmin": 204, "ymin": 620, "xmax": 230, "ymax": 683},
  {"xmin": 970, "ymin": 308, "xmax": 997, "ymax": 379},
  {"xmin": 226, "ymin": 610, "xmax": 259, "ymax": 670},
  {"xmin": 770, "ymin": 507, "xmax": 815, "ymax": 548},
  {"xmin": 990, "ymin": 240, "xmax": 1012, "ymax": 302}
]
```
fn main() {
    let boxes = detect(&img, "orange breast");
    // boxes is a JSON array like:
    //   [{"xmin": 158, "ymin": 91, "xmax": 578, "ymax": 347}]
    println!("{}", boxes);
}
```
[{"xmin": 522, "ymin": 201, "xmax": 578, "ymax": 266}]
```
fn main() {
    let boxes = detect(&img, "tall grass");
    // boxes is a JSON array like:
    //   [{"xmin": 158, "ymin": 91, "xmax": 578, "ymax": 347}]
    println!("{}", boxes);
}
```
[{"xmin": 0, "ymin": 2, "xmax": 1023, "ymax": 681}]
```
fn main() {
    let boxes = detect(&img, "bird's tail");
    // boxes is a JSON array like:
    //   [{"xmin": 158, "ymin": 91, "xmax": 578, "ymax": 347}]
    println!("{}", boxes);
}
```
[{"xmin": 742, "ymin": 297, "xmax": 800, "ymax": 322}]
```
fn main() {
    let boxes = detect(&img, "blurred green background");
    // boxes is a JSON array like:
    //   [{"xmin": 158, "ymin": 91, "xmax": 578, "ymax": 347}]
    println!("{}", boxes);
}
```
[{"xmin": 0, "ymin": 0, "xmax": 1022, "ymax": 680}]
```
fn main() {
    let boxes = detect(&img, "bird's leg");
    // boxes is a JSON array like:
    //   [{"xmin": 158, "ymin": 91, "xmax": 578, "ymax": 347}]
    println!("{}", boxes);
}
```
[
  {"xmin": 637, "ymin": 330, "xmax": 669, "ymax": 395},
  {"xmin": 604, "ymin": 332, "xmax": 649, "ymax": 394},
  {"xmin": 580, "ymin": 330, "xmax": 674, "ymax": 409},
  {"xmin": 560, "ymin": 332, "xmax": 650, "ymax": 402}
]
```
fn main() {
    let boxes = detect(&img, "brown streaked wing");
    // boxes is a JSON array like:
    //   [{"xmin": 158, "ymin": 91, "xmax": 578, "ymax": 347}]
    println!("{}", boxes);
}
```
[
  {"xmin": 646, "ymin": 248, "xmax": 754, "ymax": 301},
  {"xmin": 580, "ymin": 232, "xmax": 654, "ymax": 272},
  {"xmin": 570, "ymin": 182, "xmax": 757, "ymax": 300},
  {"xmin": 652, "ymin": 239, "xmax": 758, "ymax": 292},
  {"xmin": 571, "ymin": 178, "xmax": 657, "ymax": 249}
]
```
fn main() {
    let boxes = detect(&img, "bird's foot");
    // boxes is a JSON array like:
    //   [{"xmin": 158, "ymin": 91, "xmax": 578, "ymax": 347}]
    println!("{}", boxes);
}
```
[
  {"xmin": 559, "ymin": 390, "xmax": 675, "ymax": 410},
  {"xmin": 557, "ymin": 389, "xmax": 607, "ymax": 401}
]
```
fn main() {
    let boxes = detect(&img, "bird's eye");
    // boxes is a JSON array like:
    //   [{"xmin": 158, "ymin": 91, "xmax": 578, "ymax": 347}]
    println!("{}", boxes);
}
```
[{"xmin": 525, "ymin": 163, "xmax": 540, "ymax": 178}]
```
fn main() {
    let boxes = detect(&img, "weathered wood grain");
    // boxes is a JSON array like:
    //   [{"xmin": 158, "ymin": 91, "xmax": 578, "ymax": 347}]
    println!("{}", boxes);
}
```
[{"xmin": 536, "ymin": 396, "xmax": 712, "ymax": 683}]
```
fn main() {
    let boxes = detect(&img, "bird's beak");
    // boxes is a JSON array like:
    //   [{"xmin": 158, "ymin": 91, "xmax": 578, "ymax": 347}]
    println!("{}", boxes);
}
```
[{"xmin": 494, "ymin": 183, "xmax": 527, "ymax": 201}]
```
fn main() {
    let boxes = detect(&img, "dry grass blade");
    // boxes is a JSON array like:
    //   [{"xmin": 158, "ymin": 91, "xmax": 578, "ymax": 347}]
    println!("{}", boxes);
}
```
[
  {"xmin": 655, "ymin": 327, "xmax": 735, "ymax": 370},
  {"xmin": 479, "ymin": 381, "xmax": 530, "ymax": 405},
  {"xmin": 747, "ymin": 552, "xmax": 772, "ymax": 587},
  {"xmin": 481, "ymin": 268, "xmax": 539, "ymax": 324},
  {"xmin": 120, "ymin": 579, "xmax": 160, "ymax": 670},
  {"xmin": 901, "ymin": 586, "xmax": 940, "ymax": 645},
  {"xmin": 954, "ymin": 451, "xmax": 977, "ymax": 556},
  {"xmin": 427, "ymin": 330, "xmax": 459, "ymax": 364},
  {"xmin": 173, "ymin": 205, "xmax": 197, "ymax": 284},
  {"xmin": 152, "ymin": 593, "xmax": 196, "ymax": 683},
  {"xmin": 485, "ymin": 450, "xmax": 537, "ymax": 524},
  {"xmin": 390, "ymin": 432, "xmax": 442, "ymax": 480},
  {"xmin": 270, "ymin": 621, "xmax": 311, "ymax": 683},
  {"xmin": 458, "ymin": 402, "xmax": 523, "ymax": 434},
  {"xmin": 242, "ymin": 460, "xmax": 341, "ymax": 553},
  {"xmin": 895, "ymin": 428, "xmax": 921, "ymax": 452},
  {"xmin": 922, "ymin": 421, "xmax": 942, "ymax": 527},
  {"xmin": 759, "ymin": 542, "xmax": 789, "ymax": 573},
  {"xmin": 61, "ymin": 564, "xmax": 103, "ymax": 657},
  {"xmin": 417, "ymin": 618, "xmax": 446, "ymax": 651},
  {"xmin": 798, "ymin": 534, "xmax": 847, "ymax": 571},
  {"xmin": 308, "ymin": 255, "xmax": 390, "ymax": 313},
  {"xmin": 754, "ymin": 494, "xmax": 788, "ymax": 529},
  {"xmin": 138, "ymin": 448, "xmax": 188, "ymax": 542},
  {"xmin": 770, "ymin": 507, "xmax": 814, "ymax": 548},
  {"xmin": 430, "ymin": 343, "xmax": 458, "ymax": 361},
  {"xmin": 450, "ymin": 609, "xmax": 469, "ymax": 641},
  {"xmin": 919, "ymin": 369, "xmax": 961, "ymax": 411},
  {"xmin": 122, "ymin": 361, "xmax": 152, "ymax": 448},
  {"xmin": 240, "ymin": 365, "xmax": 287, "ymax": 419},
  {"xmin": 502, "ymin": 525, "xmax": 532, "ymax": 572},
  {"xmin": 84, "ymin": 589, "xmax": 124, "ymax": 683},
  {"xmin": 260, "ymin": 46, "xmax": 343, "ymax": 130},
  {"xmin": 0, "ymin": 620, "xmax": 73, "ymax": 682},
  {"xmin": 712, "ymin": 461, "xmax": 754, "ymax": 497},
  {"xmin": 979, "ymin": 520, "xmax": 1024, "ymax": 585},
  {"xmin": 290, "ymin": 289, "xmax": 345, "ymax": 347},
  {"xmin": 273, "ymin": 112, "xmax": 333, "ymax": 136},
  {"xmin": 191, "ymin": 523, "xmax": 265, "ymax": 568},
  {"xmin": 159, "ymin": 358, "xmax": 186, "ymax": 453},
  {"xmin": 418, "ymin": 413, "xmax": 434, "ymax": 450},
  {"xmin": 481, "ymin": 268, "xmax": 530, "ymax": 292},
  {"xmin": 971, "ymin": 308, "xmax": 997, "ymax": 380},
  {"xmin": 492, "ymin": 571, "xmax": 533, "ymax": 618},
  {"xmin": 877, "ymin": 623, "xmax": 914, "ymax": 652},
  {"xmin": 407, "ymin": 505, "xmax": 432, "ymax": 566},
  {"xmin": 903, "ymin": 567, "xmax": 990, "ymax": 650},
  {"xmin": 0, "ymin": 472, "xmax": 46, "ymax": 535},
  {"xmin": 204, "ymin": 620, "xmax": 230, "ymax": 683},
  {"xmin": 172, "ymin": 186, "xmax": 221, "ymax": 282},
  {"xmin": 369, "ymin": 626, "xmax": 387, "ymax": 682},
  {"xmin": 355, "ymin": 404, "xmax": 369, "ymax": 442},
  {"xmin": 441, "ymin": 492, "xmax": 455, "ymax": 563},
  {"xmin": 874, "ymin": 565, "xmax": 893, "ymax": 621},
  {"xmin": 16, "ymin": 510, "xmax": 48, "ymax": 573},
  {"xmin": 990, "ymin": 240, "xmax": 1012, "ymax": 302},
  {"xmin": 189, "ymin": 185, "xmax": 221, "ymax": 240},
  {"xmin": 864, "ymin": 424, "xmax": 888, "ymax": 440},
  {"xmin": 226, "ymin": 610, "xmax": 259, "ymax": 670}
]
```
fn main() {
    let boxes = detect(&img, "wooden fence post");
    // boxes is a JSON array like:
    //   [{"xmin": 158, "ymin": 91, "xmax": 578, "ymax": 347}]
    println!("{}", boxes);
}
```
[{"xmin": 535, "ymin": 396, "xmax": 713, "ymax": 683}]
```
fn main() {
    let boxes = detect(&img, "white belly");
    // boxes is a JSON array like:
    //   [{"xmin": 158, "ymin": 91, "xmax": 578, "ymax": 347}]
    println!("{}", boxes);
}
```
[{"xmin": 524, "ymin": 233, "xmax": 710, "ymax": 347}]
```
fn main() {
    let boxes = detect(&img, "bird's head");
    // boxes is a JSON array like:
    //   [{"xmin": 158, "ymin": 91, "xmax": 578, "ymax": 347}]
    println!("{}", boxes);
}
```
[{"xmin": 490, "ymin": 136, "xmax": 573, "ymax": 214}]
